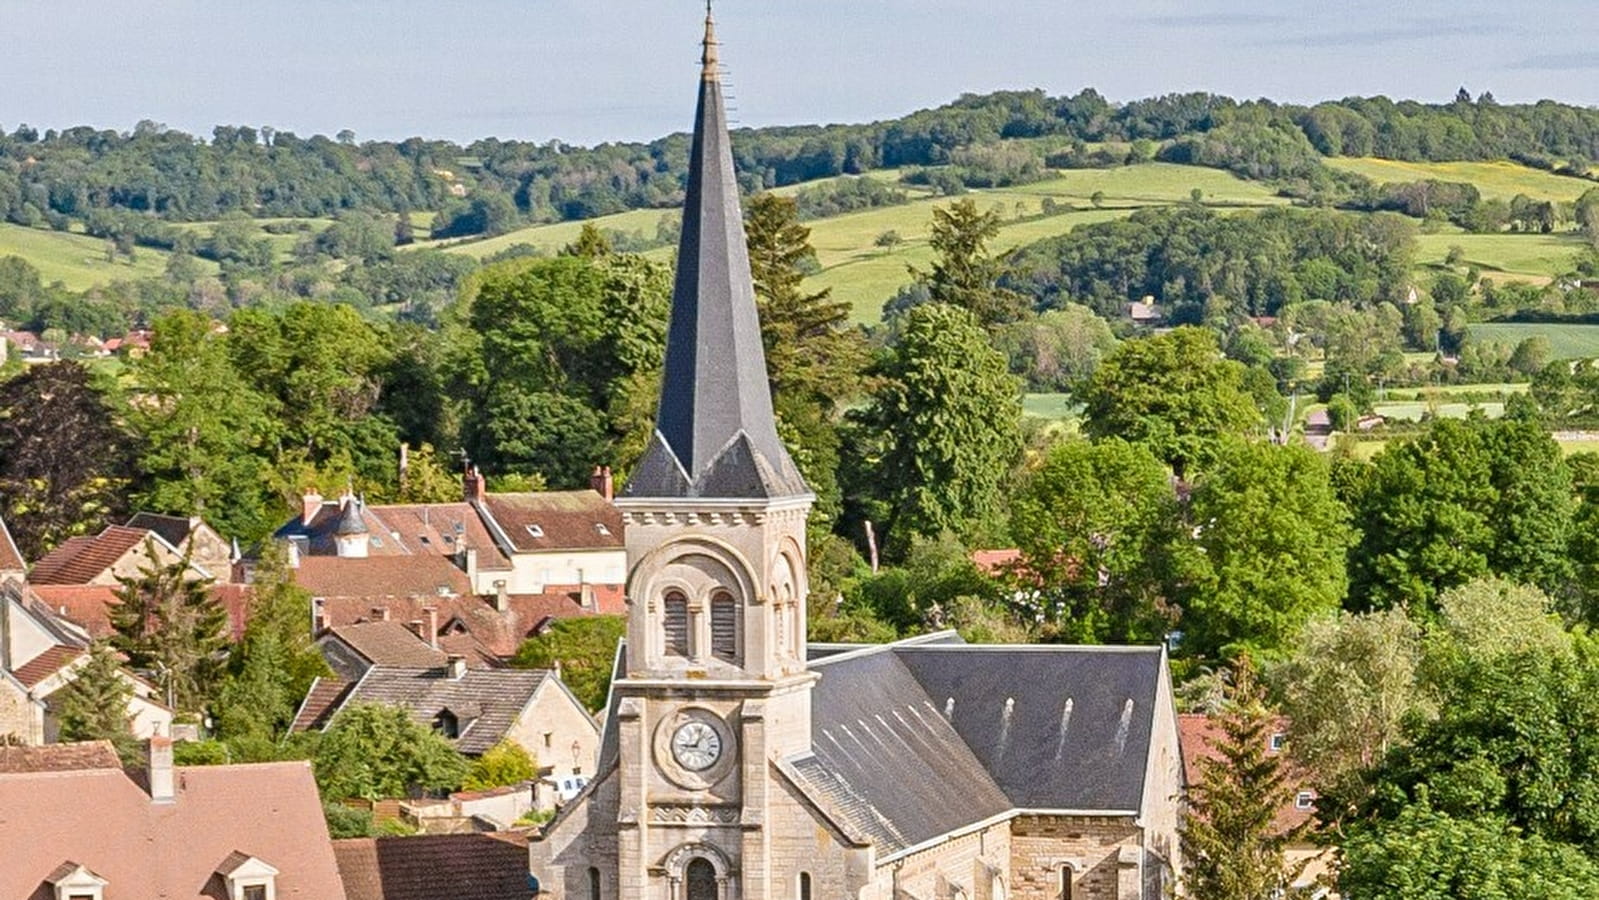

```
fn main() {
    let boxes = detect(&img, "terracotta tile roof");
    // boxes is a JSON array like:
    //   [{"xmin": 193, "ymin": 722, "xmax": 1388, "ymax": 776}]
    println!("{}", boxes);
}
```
[
  {"xmin": 295, "ymin": 555, "xmax": 473, "ymax": 602},
  {"xmin": 480, "ymin": 491, "xmax": 623, "ymax": 553},
  {"xmin": 0, "ymin": 740, "xmax": 120, "ymax": 773},
  {"xmin": 28, "ymin": 526, "xmax": 155, "ymax": 585},
  {"xmin": 291, "ymin": 676, "xmax": 356, "ymax": 733},
  {"xmin": 370, "ymin": 503, "xmax": 510, "ymax": 570},
  {"xmin": 970, "ymin": 548, "xmax": 1023, "ymax": 576},
  {"xmin": 0, "ymin": 760, "xmax": 348, "ymax": 899},
  {"xmin": 0, "ymin": 514, "xmax": 24, "ymax": 573},
  {"xmin": 5, "ymin": 582, "xmax": 91, "ymax": 649},
  {"xmin": 31, "ymin": 583, "xmax": 252, "ymax": 642},
  {"xmin": 1178, "ymin": 713, "xmax": 1316, "ymax": 833},
  {"xmin": 301, "ymin": 666, "xmax": 549, "ymax": 755},
  {"xmin": 334, "ymin": 833, "xmax": 528, "ymax": 900},
  {"xmin": 327, "ymin": 621, "xmax": 448, "ymax": 669},
  {"xmin": 318, "ymin": 591, "xmax": 594, "ymax": 661},
  {"xmin": 11, "ymin": 645, "xmax": 82, "ymax": 688}
]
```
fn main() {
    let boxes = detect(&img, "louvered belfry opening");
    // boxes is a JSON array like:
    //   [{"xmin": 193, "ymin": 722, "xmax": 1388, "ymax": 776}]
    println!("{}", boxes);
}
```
[
  {"xmin": 663, "ymin": 592, "xmax": 691, "ymax": 657},
  {"xmin": 710, "ymin": 591, "xmax": 738, "ymax": 663}
]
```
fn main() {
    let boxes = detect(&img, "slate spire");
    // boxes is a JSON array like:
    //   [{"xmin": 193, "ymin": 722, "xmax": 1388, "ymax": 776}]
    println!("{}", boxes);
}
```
[{"xmin": 623, "ymin": 8, "xmax": 809, "ymax": 500}]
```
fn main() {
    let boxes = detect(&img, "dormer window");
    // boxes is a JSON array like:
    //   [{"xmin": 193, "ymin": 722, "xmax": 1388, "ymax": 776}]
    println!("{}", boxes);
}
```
[
  {"xmin": 595, "ymin": 523, "xmax": 611, "ymax": 536},
  {"xmin": 525, "ymin": 524, "xmax": 545, "ymax": 539},
  {"xmin": 47, "ymin": 862, "xmax": 107, "ymax": 900},
  {"xmin": 218, "ymin": 852, "xmax": 279, "ymax": 900},
  {"xmin": 434, "ymin": 709, "xmax": 460, "ymax": 738},
  {"xmin": 1269, "ymin": 732, "xmax": 1287, "ymax": 753}
]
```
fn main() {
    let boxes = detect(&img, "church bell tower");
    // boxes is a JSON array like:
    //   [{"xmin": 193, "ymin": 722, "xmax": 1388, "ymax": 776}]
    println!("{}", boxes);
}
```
[{"xmin": 608, "ymin": 8, "xmax": 817, "ymax": 899}]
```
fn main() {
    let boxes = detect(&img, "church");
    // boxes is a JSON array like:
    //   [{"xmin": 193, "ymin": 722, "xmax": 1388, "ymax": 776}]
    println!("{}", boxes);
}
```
[{"xmin": 528, "ymin": 11, "xmax": 1184, "ymax": 899}]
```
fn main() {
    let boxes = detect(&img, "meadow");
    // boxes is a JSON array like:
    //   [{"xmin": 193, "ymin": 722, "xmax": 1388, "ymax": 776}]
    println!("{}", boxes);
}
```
[
  {"xmin": 1325, "ymin": 158, "xmax": 1597, "ymax": 202},
  {"xmin": 0, "ymin": 223, "xmax": 212, "ymax": 291},
  {"xmin": 1414, "ymin": 230, "xmax": 1584, "ymax": 282},
  {"xmin": 1468, "ymin": 322, "xmax": 1599, "ymax": 359}
]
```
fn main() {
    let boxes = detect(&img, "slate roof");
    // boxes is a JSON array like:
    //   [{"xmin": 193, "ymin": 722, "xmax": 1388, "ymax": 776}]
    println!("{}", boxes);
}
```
[
  {"xmin": 334, "ymin": 833, "xmax": 528, "ymax": 900},
  {"xmin": 335, "ymin": 501, "xmax": 370, "ymax": 536},
  {"xmin": 0, "ymin": 760, "xmax": 348, "ymax": 899},
  {"xmin": 301, "ymin": 666, "xmax": 551, "ymax": 755},
  {"xmin": 622, "ymin": 19, "xmax": 807, "ymax": 501},
  {"xmin": 123, "ymin": 512, "xmax": 197, "ymax": 549},
  {"xmin": 479, "ymin": 492, "xmax": 624, "ymax": 554},
  {"xmin": 27, "ymin": 526, "xmax": 155, "ymax": 584},
  {"xmin": 278, "ymin": 501, "xmax": 409, "ymax": 557},
  {"xmin": 0, "ymin": 740, "xmax": 120, "ymax": 773}
]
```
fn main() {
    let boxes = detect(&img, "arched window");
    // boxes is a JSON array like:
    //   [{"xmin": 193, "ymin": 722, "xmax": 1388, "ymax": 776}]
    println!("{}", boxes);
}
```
[
  {"xmin": 710, "ymin": 591, "xmax": 738, "ymax": 663},
  {"xmin": 1059, "ymin": 865, "xmax": 1073, "ymax": 900},
  {"xmin": 798, "ymin": 872, "xmax": 812, "ymax": 900},
  {"xmin": 686, "ymin": 858, "xmax": 717, "ymax": 900},
  {"xmin": 663, "ymin": 591, "xmax": 690, "ymax": 657},
  {"xmin": 587, "ymin": 867, "xmax": 601, "ymax": 900}
]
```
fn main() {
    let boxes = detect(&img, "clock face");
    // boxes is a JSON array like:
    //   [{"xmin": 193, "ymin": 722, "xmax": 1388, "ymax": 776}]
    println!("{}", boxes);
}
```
[{"xmin": 671, "ymin": 721, "xmax": 723, "ymax": 771}]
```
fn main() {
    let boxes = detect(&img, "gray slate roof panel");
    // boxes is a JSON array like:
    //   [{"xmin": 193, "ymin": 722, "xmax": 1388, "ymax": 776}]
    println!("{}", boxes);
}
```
[
  {"xmin": 807, "ymin": 646, "xmax": 1012, "ymax": 854},
  {"xmin": 894, "ymin": 646, "xmax": 1163, "ymax": 812}
]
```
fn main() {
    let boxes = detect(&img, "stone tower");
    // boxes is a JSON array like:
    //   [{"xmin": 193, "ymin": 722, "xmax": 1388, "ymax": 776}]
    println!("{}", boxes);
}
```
[{"xmin": 608, "ymin": 8, "xmax": 816, "ymax": 899}]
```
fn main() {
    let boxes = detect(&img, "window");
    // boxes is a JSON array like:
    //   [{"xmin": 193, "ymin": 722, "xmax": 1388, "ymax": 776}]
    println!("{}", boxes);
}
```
[
  {"xmin": 1296, "ymin": 790, "xmax": 1315, "ymax": 810},
  {"xmin": 798, "ymin": 872, "xmax": 812, "ymax": 900},
  {"xmin": 1269, "ymin": 732, "xmax": 1287, "ymax": 753},
  {"xmin": 433, "ymin": 709, "xmax": 460, "ymax": 738},
  {"xmin": 710, "ymin": 592, "xmax": 738, "ymax": 663},
  {"xmin": 686, "ymin": 858, "xmax": 717, "ymax": 900},
  {"xmin": 1059, "ymin": 866, "xmax": 1073, "ymax": 900},
  {"xmin": 663, "ymin": 592, "xmax": 690, "ymax": 657},
  {"xmin": 588, "ymin": 867, "xmax": 601, "ymax": 900},
  {"xmin": 595, "ymin": 523, "xmax": 611, "ymax": 536},
  {"xmin": 244, "ymin": 888, "xmax": 268, "ymax": 900},
  {"xmin": 543, "ymin": 732, "xmax": 554, "ymax": 749},
  {"xmin": 525, "ymin": 524, "xmax": 544, "ymax": 539}
]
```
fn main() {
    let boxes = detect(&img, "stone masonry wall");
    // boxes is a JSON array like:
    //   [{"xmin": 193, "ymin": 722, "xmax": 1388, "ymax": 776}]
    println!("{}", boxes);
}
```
[{"xmin": 1009, "ymin": 815, "xmax": 1141, "ymax": 900}]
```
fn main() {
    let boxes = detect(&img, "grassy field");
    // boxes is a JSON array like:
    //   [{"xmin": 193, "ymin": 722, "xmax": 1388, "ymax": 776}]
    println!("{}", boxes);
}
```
[
  {"xmin": 0, "ymin": 222, "xmax": 210, "ymax": 291},
  {"xmin": 1372, "ymin": 400, "xmax": 1505, "ymax": 421},
  {"xmin": 1325, "ymin": 158, "xmax": 1597, "ymax": 203},
  {"xmin": 1468, "ymin": 322, "xmax": 1599, "ymax": 359},
  {"xmin": 1414, "ymin": 230, "xmax": 1584, "ymax": 282}
]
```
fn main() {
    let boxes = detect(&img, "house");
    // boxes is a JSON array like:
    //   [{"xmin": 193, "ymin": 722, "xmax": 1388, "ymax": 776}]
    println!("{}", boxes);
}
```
[
  {"xmin": 1179, "ymin": 713, "xmax": 1333, "ymax": 897},
  {"xmin": 28, "ymin": 581, "xmax": 254, "ymax": 643},
  {"xmin": 274, "ymin": 473, "xmax": 625, "ymax": 600},
  {"xmin": 1, "ymin": 329, "xmax": 57, "ymax": 362},
  {"xmin": 0, "ymin": 513, "xmax": 25, "ymax": 582},
  {"xmin": 334, "ymin": 833, "xmax": 530, "ymax": 900},
  {"xmin": 28, "ymin": 523, "xmax": 215, "ymax": 586},
  {"xmin": 0, "ymin": 580, "xmax": 172, "ymax": 744},
  {"xmin": 290, "ymin": 660, "xmax": 600, "ymax": 774},
  {"xmin": 529, "ymin": 18, "xmax": 1184, "ymax": 899},
  {"xmin": 0, "ymin": 737, "xmax": 349, "ymax": 899},
  {"xmin": 123, "ymin": 512, "xmax": 236, "ymax": 581},
  {"xmin": 1127, "ymin": 298, "xmax": 1164, "ymax": 326},
  {"xmin": 317, "ymin": 619, "xmax": 450, "ymax": 681}
]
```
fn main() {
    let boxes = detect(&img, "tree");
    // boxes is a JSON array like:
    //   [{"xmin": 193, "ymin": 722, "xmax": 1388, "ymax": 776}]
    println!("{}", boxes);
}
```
[
  {"xmin": 1508, "ymin": 336, "xmax": 1552, "ymax": 377},
  {"xmin": 130, "ymin": 310, "xmax": 275, "ymax": 540},
  {"xmin": 1340, "ymin": 804, "xmax": 1599, "ymax": 900},
  {"xmin": 561, "ymin": 223, "xmax": 613, "ymax": 258},
  {"xmin": 463, "ymin": 739, "xmax": 538, "ymax": 790},
  {"xmin": 910, "ymin": 198, "xmax": 1027, "ymax": 327},
  {"xmin": 1182, "ymin": 661, "xmax": 1309, "ymax": 900},
  {"xmin": 109, "ymin": 546, "xmax": 227, "ymax": 714},
  {"xmin": 874, "ymin": 230, "xmax": 903, "ymax": 252},
  {"xmin": 847, "ymin": 303, "xmax": 1021, "ymax": 554},
  {"xmin": 313, "ymin": 702, "xmax": 468, "ymax": 801},
  {"xmin": 54, "ymin": 640, "xmax": 138, "ymax": 762},
  {"xmin": 1273, "ymin": 609, "xmax": 1427, "ymax": 822},
  {"xmin": 0, "ymin": 362, "xmax": 133, "ymax": 559},
  {"xmin": 1178, "ymin": 442, "xmax": 1352, "ymax": 660},
  {"xmin": 1009, "ymin": 439, "xmax": 1181, "ymax": 643},
  {"xmin": 512, "ymin": 615, "xmax": 626, "ymax": 712},
  {"xmin": 1080, "ymin": 327, "xmax": 1263, "ymax": 476},
  {"xmin": 395, "ymin": 443, "xmax": 464, "ymax": 504},
  {"xmin": 213, "ymin": 542, "xmax": 330, "ymax": 745},
  {"xmin": 1346, "ymin": 417, "xmax": 1574, "ymax": 611},
  {"xmin": 993, "ymin": 307, "xmax": 1118, "ymax": 392}
]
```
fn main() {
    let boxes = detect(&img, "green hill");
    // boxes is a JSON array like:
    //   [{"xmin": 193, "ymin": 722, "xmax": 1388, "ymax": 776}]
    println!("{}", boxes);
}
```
[{"xmin": 0, "ymin": 223, "xmax": 212, "ymax": 291}]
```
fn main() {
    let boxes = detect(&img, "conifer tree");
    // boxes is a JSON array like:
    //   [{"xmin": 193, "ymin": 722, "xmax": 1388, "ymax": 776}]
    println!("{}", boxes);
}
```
[
  {"xmin": 1182, "ymin": 660, "xmax": 1310, "ymax": 900},
  {"xmin": 110, "ymin": 543, "xmax": 228, "ymax": 715},
  {"xmin": 56, "ymin": 640, "xmax": 138, "ymax": 762},
  {"xmin": 911, "ymin": 198, "xmax": 1027, "ymax": 328}
]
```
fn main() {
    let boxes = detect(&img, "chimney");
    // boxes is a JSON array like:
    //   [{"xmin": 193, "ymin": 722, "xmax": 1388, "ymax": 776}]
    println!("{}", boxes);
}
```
[
  {"xmin": 406, "ymin": 619, "xmax": 425, "ymax": 640},
  {"xmin": 422, "ymin": 606, "xmax": 439, "ymax": 649},
  {"xmin": 553, "ymin": 659, "xmax": 564, "ymax": 681},
  {"xmin": 301, "ymin": 490, "xmax": 324, "ymax": 526},
  {"xmin": 447, "ymin": 656, "xmax": 467, "ymax": 680},
  {"xmin": 463, "ymin": 466, "xmax": 486, "ymax": 504},
  {"xmin": 147, "ymin": 737, "xmax": 175, "ymax": 803},
  {"xmin": 371, "ymin": 606, "xmax": 390, "ymax": 622},
  {"xmin": 590, "ymin": 466, "xmax": 614, "ymax": 501},
  {"xmin": 313, "ymin": 600, "xmax": 329, "ymax": 633},
  {"xmin": 580, "ymin": 583, "xmax": 596, "ymax": 611},
  {"xmin": 493, "ymin": 580, "xmax": 509, "ymax": 613}
]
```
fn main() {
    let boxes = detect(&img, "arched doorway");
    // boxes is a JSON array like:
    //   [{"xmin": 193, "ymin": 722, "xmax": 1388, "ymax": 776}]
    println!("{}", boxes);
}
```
[{"xmin": 686, "ymin": 857, "xmax": 718, "ymax": 900}]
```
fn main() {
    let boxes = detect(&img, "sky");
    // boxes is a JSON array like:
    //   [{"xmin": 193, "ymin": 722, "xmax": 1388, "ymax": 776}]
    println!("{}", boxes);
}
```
[{"xmin": 2, "ymin": 0, "xmax": 1598, "ymax": 147}]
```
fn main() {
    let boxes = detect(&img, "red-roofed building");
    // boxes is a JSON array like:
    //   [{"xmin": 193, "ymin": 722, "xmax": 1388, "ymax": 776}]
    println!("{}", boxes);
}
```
[
  {"xmin": 0, "ymin": 738, "xmax": 350, "ymax": 899},
  {"xmin": 1178, "ymin": 713, "xmax": 1333, "ymax": 894},
  {"xmin": 30, "ymin": 582, "xmax": 253, "ymax": 643},
  {"xmin": 334, "ymin": 833, "xmax": 528, "ymax": 900},
  {"xmin": 0, "ymin": 513, "xmax": 25, "ymax": 580},
  {"xmin": 28, "ymin": 524, "xmax": 215, "ymax": 586}
]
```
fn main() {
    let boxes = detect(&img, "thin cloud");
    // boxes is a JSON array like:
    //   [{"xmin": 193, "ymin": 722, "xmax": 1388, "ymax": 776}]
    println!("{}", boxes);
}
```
[
  {"xmin": 1143, "ymin": 12, "xmax": 1289, "ymax": 28},
  {"xmin": 1264, "ymin": 20, "xmax": 1496, "ymax": 49},
  {"xmin": 1509, "ymin": 51, "xmax": 1599, "ymax": 71}
]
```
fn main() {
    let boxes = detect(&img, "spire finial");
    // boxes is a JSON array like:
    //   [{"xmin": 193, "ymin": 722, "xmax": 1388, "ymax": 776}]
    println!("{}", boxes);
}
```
[{"xmin": 701, "ymin": 1, "xmax": 719, "ymax": 80}]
